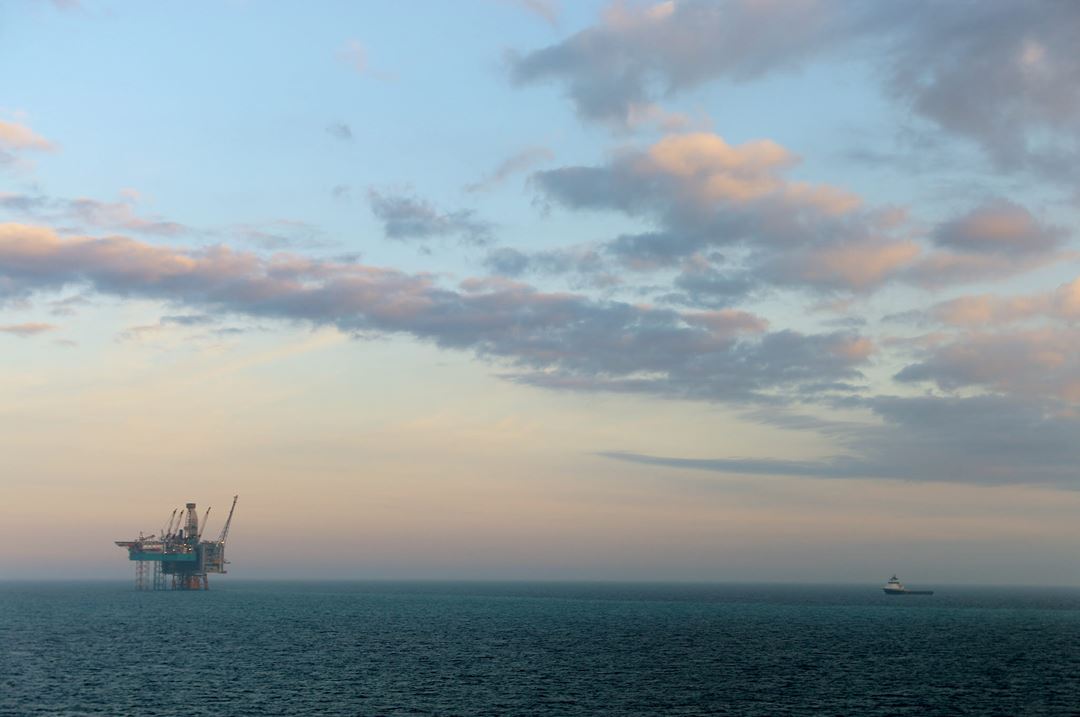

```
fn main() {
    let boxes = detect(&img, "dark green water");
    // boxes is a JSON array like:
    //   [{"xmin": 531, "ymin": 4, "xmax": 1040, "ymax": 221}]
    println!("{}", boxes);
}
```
[{"xmin": 2, "ymin": 581, "xmax": 1078, "ymax": 716}]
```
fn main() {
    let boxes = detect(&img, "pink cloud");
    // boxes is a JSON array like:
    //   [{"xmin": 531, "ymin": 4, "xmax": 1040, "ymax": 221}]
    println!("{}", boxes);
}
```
[
  {"xmin": 0, "ymin": 120, "xmax": 55, "ymax": 152},
  {"xmin": 682, "ymin": 309, "xmax": 768, "ymax": 335},
  {"xmin": 930, "ymin": 277, "xmax": 1080, "ymax": 327},
  {"xmin": 0, "ymin": 322, "xmax": 57, "ymax": 337},
  {"xmin": 0, "ymin": 223, "xmax": 870, "ymax": 403},
  {"xmin": 934, "ymin": 199, "xmax": 1062, "ymax": 256},
  {"xmin": 774, "ymin": 239, "xmax": 921, "ymax": 291},
  {"xmin": 897, "ymin": 328, "xmax": 1080, "ymax": 403},
  {"xmin": 337, "ymin": 40, "xmax": 368, "ymax": 74}
]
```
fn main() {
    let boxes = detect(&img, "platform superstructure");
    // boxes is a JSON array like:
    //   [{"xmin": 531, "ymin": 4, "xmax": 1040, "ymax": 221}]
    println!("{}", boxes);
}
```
[{"xmin": 115, "ymin": 496, "xmax": 237, "ymax": 590}]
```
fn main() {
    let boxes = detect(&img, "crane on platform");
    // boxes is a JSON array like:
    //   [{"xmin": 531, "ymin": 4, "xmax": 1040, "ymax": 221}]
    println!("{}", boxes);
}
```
[
  {"xmin": 161, "ymin": 509, "xmax": 177, "ymax": 539},
  {"xmin": 218, "ymin": 495, "xmax": 238, "ymax": 544},
  {"xmin": 168, "ymin": 507, "xmax": 184, "ymax": 538}
]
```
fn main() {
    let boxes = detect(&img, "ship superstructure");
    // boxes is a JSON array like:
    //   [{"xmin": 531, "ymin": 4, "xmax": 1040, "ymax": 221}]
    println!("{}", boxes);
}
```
[
  {"xmin": 882, "ymin": 575, "xmax": 933, "ymax": 596},
  {"xmin": 115, "ymin": 496, "xmax": 237, "ymax": 590}
]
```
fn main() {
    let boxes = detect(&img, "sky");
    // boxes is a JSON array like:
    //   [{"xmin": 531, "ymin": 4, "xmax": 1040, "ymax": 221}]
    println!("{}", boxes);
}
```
[{"xmin": 2, "ymin": 0, "xmax": 1080, "ymax": 584}]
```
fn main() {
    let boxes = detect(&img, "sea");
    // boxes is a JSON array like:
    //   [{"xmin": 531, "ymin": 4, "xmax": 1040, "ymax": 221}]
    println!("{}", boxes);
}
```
[{"xmin": 2, "ymin": 581, "xmax": 1078, "ymax": 716}]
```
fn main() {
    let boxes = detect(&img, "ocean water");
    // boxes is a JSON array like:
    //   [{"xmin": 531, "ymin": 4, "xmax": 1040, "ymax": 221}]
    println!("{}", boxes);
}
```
[{"xmin": 2, "ymin": 581, "xmax": 1078, "ymax": 716}]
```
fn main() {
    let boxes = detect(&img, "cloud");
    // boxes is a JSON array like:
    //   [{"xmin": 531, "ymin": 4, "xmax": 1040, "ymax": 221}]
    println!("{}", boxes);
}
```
[
  {"xmin": 532, "ymin": 132, "xmax": 923, "ymax": 296},
  {"xmin": 368, "ymin": 190, "xmax": 494, "ymax": 245},
  {"xmin": 510, "ymin": 0, "xmax": 853, "ymax": 126},
  {"xmin": 534, "ymin": 132, "xmax": 865, "ymax": 258},
  {"xmin": 325, "ymin": 122, "xmax": 353, "ymax": 141},
  {"xmin": 0, "ymin": 120, "xmax": 55, "ymax": 152},
  {"xmin": 337, "ymin": 40, "xmax": 368, "ymax": 74},
  {"xmin": 511, "ymin": 1, "xmax": 1080, "ymax": 176},
  {"xmin": 505, "ymin": 326, "xmax": 871, "ymax": 402},
  {"xmin": 232, "ymin": 220, "xmax": 332, "ymax": 250},
  {"xmin": 0, "ymin": 322, "xmax": 57, "ymax": 337},
  {"xmin": 118, "ymin": 313, "xmax": 225, "ymax": 342},
  {"xmin": 333, "ymin": 41, "xmax": 393, "ymax": 81},
  {"xmin": 859, "ymin": 394, "xmax": 1080, "ymax": 485},
  {"xmin": 65, "ymin": 198, "xmax": 185, "ymax": 236},
  {"xmin": 0, "ymin": 222, "xmax": 872, "ymax": 403},
  {"xmin": 0, "ymin": 119, "xmax": 56, "ymax": 169},
  {"xmin": 464, "ymin": 147, "xmax": 554, "ymax": 193},
  {"xmin": 0, "ymin": 193, "xmax": 48, "ymax": 213},
  {"xmin": 622, "ymin": 103, "xmax": 697, "ymax": 133},
  {"xmin": 927, "ymin": 277, "xmax": 1080, "ymax": 328},
  {"xmin": 658, "ymin": 258, "xmax": 757, "ymax": 308},
  {"xmin": 900, "ymin": 200, "xmax": 1069, "ymax": 287},
  {"xmin": 498, "ymin": 0, "xmax": 560, "ymax": 27},
  {"xmin": 683, "ymin": 308, "xmax": 767, "ymax": 334},
  {"xmin": 529, "ymin": 132, "xmax": 1070, "ymax": 300},
  {"xmin": 895, "ymin": 328, "xmax": 1080, "ymax": 403},
  {"xmin": 0, "ymin": 191, "xmax": 186, "ymax": 236},
  {"xmin": 161, "ymin": 314, "xmax": 215, "ymax": 327},
  {"xmin": 764, "ymin": 239, "xmax": 921, "ymax": 292},
  {"xmin": 605, "ymin": 393, "xmax": 1080, "ymax": 486},
  {"xmin": 904, "ymin": 251, "xmax": 1065, "ymax": 289},
  {"xmin": 884, "ymin": 1, "xmax": 1080, "ymax": 176},
  {"xmin": 602, "ymin": 451, "xmax": 895, "ymax": 479},
  {"xmin": 48, "ymin": 293, "xmax": 92, "ymax": 317},
  {"xmin": 933, "ymin": 199, "xmax": 1064, "ymax": 256},
  {"xmin": 485, "ymin": 245, "xmax": 607, "ymax": 279}
]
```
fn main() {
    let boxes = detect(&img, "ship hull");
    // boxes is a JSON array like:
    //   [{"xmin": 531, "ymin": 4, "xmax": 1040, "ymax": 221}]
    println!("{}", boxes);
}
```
[{"xmin": 883, "ymin": 588, "xmax": 934, "ymax": 595}]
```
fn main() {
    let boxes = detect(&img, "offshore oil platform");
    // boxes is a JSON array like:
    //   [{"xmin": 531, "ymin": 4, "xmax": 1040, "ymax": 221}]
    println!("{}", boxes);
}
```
[{"xmin": 115, "ymin": 496, "xmax": 238, "ymax": 590}]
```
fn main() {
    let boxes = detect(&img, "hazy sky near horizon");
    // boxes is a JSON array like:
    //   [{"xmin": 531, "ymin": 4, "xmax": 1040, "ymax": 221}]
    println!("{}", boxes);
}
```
[{"xmin": 3, "ymin": 0, "xmax": 1080, "ymax": 584}]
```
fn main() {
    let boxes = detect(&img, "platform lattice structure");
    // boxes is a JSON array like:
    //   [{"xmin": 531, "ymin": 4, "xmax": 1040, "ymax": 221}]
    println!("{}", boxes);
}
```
[{"xmin": 116, "ymin": 496, "xmax": 238, "ymax": 591}]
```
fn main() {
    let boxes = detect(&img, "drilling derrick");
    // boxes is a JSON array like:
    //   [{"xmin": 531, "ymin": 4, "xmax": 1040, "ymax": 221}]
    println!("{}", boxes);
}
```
[{"xmin": 114, "ymin": 496, "xmax": 238, "ymax": 591}]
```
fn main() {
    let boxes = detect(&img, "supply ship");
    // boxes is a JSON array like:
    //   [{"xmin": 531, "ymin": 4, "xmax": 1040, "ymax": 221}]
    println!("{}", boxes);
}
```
[{"xmin": 883, "ymin": 575, "xmax": 933, "ymax": 595}]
